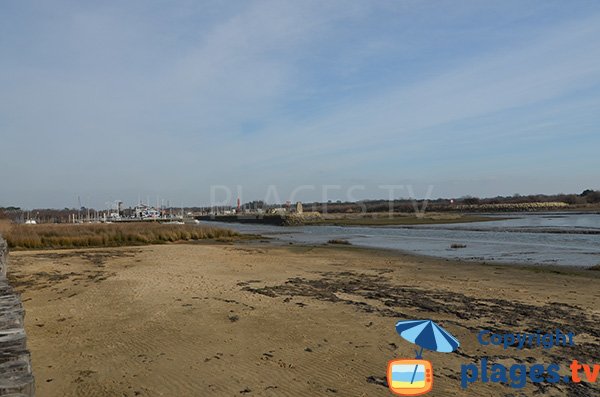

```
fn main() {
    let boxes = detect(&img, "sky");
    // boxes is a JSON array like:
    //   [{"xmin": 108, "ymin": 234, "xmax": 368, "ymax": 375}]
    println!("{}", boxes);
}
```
[{"xmin": 1, "ymin": 0, "xmax": 599, "ymax": 209}]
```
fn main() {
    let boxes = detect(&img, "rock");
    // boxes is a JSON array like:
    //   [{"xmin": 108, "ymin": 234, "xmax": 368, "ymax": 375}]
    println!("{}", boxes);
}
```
[{"xmin": 0, "ymin": 235, "xmax": 35, "ymax": 396}]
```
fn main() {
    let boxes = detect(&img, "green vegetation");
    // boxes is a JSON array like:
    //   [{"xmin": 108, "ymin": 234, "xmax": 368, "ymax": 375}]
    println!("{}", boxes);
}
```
[
  {"xmin": 2, "ymin": 222, "xmax": 238, "ymax": 250},
  {"xmin": 304, "ymin": 214, "xmax": 503, "ymax": 227},
  {"xmin": 301, "ymin": 189, "xmax": 600, "ymax": 214}
]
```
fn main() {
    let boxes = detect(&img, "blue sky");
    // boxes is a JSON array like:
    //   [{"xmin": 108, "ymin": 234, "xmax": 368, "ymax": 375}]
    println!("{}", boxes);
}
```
[{"xmin": 1, "ymin": 1, "xmax": 599, "ymax": 208}]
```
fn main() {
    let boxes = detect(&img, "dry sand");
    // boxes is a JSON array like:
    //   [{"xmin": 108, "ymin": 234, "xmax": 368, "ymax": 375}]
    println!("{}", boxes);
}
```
[{"xmin": 7, "ymin": 242, "xmax": 600, "ymax": 396}]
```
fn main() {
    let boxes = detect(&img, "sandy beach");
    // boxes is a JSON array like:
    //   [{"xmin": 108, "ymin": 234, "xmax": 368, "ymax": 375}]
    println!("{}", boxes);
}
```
[{"xmin": 7, "ymin": 242, "xmax": 600, "ymax": 396}]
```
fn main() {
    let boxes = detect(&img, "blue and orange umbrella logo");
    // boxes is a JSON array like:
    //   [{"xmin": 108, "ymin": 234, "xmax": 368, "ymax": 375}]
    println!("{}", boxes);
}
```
[{"xmin": 387, "ymin": 320, "xmax": 460, "ymax": 396}]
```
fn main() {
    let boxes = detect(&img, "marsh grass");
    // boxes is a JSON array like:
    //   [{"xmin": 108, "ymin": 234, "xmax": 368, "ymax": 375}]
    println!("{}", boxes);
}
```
[
  {"xmin": 328, "ymin": 239, "xmax": 351, "ymax": 245},
  {"xmin": 305, "ymin": 213, "xmax": 505, "ymax": 226},
  {"xmin": 3, "ymin": 222, "xmax": 238, "ymax": 250},
  {"xmin": 0, "ymin": 219, "xmax": 11, "ymax": 235}
]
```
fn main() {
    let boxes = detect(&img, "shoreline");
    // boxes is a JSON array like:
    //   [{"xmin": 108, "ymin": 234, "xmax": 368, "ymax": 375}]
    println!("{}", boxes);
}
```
[
  {"xmin": 270, "ymin": 239, "xmax": 600, "ymax": 274},
  {"xmin": 199, "ymin": 213, "xmax": 507, "ymax": 227},
  {"xmin": 8, "ymin": 235, "xmax": 600, "ymax": 272},
  {"xmin": 206, "ymin": 212, "xmax": 600, "ymax": 269},
  {"xmin": 198, "ymin": 207, "xmax": 600, "ymax": 228}
]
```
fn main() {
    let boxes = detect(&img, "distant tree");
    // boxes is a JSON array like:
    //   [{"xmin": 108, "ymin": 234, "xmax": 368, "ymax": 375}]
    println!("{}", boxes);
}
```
[
  {"xmin": 0, "ymin": 206, "xmax": 21, "ymax": 211},
  {"xmin": 562, "ymin": 195, "xmax": 579, "ymax": 205},
  {"xmin": 462, "ymin": 196, "xmax": 480, "ymax": 205},
  {"xmin": 585, "ymin": 191, "xmax": 600, "ymax": 203},
  {"xmin": 580, "ymin": 189, "xmax": 595, "ymax": 197}
]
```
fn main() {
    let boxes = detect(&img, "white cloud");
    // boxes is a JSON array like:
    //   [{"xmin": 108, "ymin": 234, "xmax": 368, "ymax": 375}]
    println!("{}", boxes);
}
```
[{"xmin": 230, "ymin": 14, "xmax": 600, "ymax": 169}]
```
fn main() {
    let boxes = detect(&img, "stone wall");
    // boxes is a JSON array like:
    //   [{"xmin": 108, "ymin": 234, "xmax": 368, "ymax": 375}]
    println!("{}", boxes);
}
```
[
  {"xmin": 0, "ymin": 236, "xmax": 35, "ymax": 396},
  {"xmin": 0, "ymin": 238, "xmax": 7, "ymax": 279}
]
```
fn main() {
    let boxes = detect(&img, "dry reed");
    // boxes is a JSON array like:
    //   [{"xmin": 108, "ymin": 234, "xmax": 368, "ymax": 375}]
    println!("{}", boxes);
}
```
[{"xmin": 2, "ymin": 222, "xmax": 238, "ymax": 250}]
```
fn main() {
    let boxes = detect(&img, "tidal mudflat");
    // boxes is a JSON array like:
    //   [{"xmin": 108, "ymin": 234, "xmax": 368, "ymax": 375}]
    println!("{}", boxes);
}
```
[{"xmin": 9, "ymin": 242, "xmax": 600, "ymax": 396}]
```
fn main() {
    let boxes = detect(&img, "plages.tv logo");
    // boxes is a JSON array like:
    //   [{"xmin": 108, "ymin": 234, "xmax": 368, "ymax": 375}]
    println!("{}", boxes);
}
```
[{"xmin": 387, "ymin": 320, "xmax": 460, "ymax": 396}]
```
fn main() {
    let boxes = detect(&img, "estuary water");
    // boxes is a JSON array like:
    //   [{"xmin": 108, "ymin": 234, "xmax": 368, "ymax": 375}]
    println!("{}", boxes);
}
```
[{"xmin": 207, "ymin": 213, "xmax": 600, "ymax": 267}]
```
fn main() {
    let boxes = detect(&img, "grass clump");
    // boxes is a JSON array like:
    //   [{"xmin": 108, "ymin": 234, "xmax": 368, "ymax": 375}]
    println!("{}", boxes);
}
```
[
  {"xmin": 328, "ymin": 239, "xmax": 351, "ymax": 245},
  {"xmin": 450, "ymin": 243, "xmax": 467, "ymax": 249},
  {"xmin": 3, "ymin": 222, "xmax": 238, "ymax": 250}
]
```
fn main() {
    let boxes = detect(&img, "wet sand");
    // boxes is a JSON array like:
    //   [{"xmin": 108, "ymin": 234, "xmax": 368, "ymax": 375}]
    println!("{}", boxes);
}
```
[{"xmin": 7, "ymin": 242, "xmax": 600, "ymax": 396}]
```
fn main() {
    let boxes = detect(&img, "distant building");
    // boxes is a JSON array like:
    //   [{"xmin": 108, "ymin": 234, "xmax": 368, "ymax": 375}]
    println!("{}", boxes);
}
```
[
  {"xmin": 134, "ymin": 204, "xmax": 160, "ymax": 219},
  {"xmin": 269, "ymin": 208, "xmax": 287, "ymax": 215}
]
